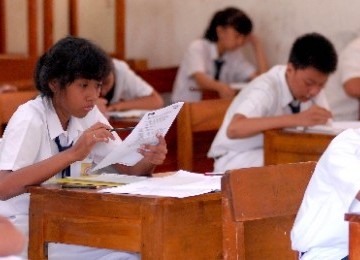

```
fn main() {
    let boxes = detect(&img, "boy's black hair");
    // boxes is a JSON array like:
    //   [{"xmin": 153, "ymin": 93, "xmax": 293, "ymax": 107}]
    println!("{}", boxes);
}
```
[
  {"xmin": 34, "ymin": 35, "xmax": 112, "ymax": 97},
  {"xmin": 204, "ymin": 7, "xmax": 252, "ymax": 42},
  {"xmin": 288, "ymin": 32, "xmax": 337, "ymax": 74}
]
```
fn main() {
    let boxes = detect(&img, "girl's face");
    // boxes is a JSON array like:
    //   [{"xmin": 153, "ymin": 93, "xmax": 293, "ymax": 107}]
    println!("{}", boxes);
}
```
[
  {"xmin": 286, "ymin": 63, "xmax": 328, "ymax": 102},
  {"xmin": 216, "ymin": 26, "xmax": 247, "ymax": 54},
  {"xmin": 51, "ymin": 78, "xmax": 102, "ymax": 127}
]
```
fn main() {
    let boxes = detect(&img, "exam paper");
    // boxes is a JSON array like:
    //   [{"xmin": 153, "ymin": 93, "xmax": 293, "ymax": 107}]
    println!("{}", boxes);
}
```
[
  {"xmin": 107, "ymin": 109, "xmax": 150, "ymax": 119},
  {"xmin": 286, "ymin": 121, "xmax": 360, "ymax": 135},
  {"xmin": 92, "ymin": 102, "xmax": 184, "ymax": 171},
  {"xmin": 98, "ymin": 170, "xmax": 221, "ymax": 198}
]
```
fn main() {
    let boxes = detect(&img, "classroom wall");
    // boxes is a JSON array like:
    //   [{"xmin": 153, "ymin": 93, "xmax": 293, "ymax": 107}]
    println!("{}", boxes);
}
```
[{"xmin": 5, "ymin": 0, "xmax": 360, "ymax": 69}]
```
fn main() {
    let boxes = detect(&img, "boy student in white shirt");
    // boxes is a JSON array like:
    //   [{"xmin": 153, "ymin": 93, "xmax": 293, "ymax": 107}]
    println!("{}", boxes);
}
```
[
  {"xmin": 325, "ymin": 36, "xmax": 360, "ymax": 121},
  {"xmin": 290, "ymin": 129, "xmax": 360, "ymax": 260},
  {"xmin": 208, "ymin": 32, "xmax": 337, "ymax": 172},
  {"xmin": 96, "ymin": 58, "xmax": 164, "ymax": 114},
  {"xmin": 0, "ymin": 36, "xmax": 167, "ymax": 260},
  {"xmin": 171, "ymin": 6, "xmax": 268, "ymax": 102}
]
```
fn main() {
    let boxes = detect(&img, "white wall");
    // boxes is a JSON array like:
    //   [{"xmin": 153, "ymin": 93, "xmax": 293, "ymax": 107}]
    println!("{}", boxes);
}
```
[
  {"xmin": 126, "ymin": 0, "xmax": 360, "ymax": 68},
  {"xmin": 4, "ymin": 0, "xmax": 360, "ymax": 69}
]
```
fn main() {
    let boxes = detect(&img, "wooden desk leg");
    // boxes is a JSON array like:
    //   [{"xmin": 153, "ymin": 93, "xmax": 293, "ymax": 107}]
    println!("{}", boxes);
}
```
[
  {"xmin": 29, "ymin": 194, "xmax": 48, "ymax": 260},
  {"xmin": 141, "ymin": 203, "xmax": 164, "ymax": 259},
  {"xmin": 349, "ymin": 221, "xmax": 360, "ymax": 259}
]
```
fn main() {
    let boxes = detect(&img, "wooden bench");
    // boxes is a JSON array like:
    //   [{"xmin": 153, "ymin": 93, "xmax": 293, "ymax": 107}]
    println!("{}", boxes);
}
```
[
  {"xmin": 0, "ymin": 90, "xmax": 38, "ymax": 135},
  {"xmin": 177, "ymin": 98, "xmax": 231, "ymax": 172},
  {"xmin": 221, "ymin": 161, "xmax": 316, "ymax": 259}
]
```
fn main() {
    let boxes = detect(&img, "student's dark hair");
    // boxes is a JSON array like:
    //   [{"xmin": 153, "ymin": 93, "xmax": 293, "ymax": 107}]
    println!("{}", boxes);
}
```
[
  {"xmin": 204, "ymin": 7, "xmax": 252, "ymax": 42},
  {"xmin": 288, "ymin": 32, "xmax": 337, "ymax": 74},
  {"xmin": 34, "ymin": 35, "xmax": 112, "ymax": 97}
]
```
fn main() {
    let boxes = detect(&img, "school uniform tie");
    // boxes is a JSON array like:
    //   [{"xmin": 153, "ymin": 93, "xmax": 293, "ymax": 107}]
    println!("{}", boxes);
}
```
[
  {"xmin": 288, "ymin": 100, "xmax": 301, "ymax": 114},
  {"xmin": 214, "ymin": 59, "xmax": 225, "ymax": 80},
  {"xmin": 54, "ymin": 136, "xmax": 73, "ymax": 178}
]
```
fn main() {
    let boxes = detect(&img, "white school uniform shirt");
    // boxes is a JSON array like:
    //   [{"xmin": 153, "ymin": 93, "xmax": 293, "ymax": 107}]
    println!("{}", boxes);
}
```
[
  {"xmin": 108, "ymin": 58, "xmax": 154, "ymax": 104},
  {"xmin": 325, "ymin": 36, "xmax": 360, "ymax": 121},
  {"xmin": 0, "ymin": 96, "xmax": 139, "ymax": 260},
  {"xmin": 171, "ymin": 39, "xmax": 256, "ymax": 102},
  {"xmin": 291, "ymin": 128, "xmax": 360, "ymax": 260},
  {"xmin": 207, "ymin": 65, "xmax": 329, "ymax": 172}
]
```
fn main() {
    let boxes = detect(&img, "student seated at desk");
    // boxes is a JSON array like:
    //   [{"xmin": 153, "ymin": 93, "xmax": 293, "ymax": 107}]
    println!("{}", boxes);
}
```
[
  {"xmin": 96, "ymin": 58, "xmax": 164, "ymax": 114},
  {"xmin": 0, "ymin": 36, "xmax": 167, "ymax": 260},
  {"xmin": 325, "ymin": 36, "xmax": 360, "ymax": 120},
  {"xmin": 290, "ymin": 128, "xmax": 360, "ymax": 260},
  {"xmin": 208, "ymin": 32, "xmax": 337, "ymax": 172},
  {"xmin": 0, "ymin": 215, "xmax": 25, "ymax": 259},
  {"xmin": 171, "ymin": 6, "xmax": 268, "ymax": 102}
]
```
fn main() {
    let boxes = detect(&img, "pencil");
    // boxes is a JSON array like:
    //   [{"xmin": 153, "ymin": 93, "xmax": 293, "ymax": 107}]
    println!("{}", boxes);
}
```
[{"xmin": 109, "ymin": 126, "xmax": 135, "ymax": 132}]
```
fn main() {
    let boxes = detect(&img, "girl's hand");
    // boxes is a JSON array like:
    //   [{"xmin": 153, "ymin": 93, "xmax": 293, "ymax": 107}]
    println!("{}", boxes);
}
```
[
  {"xmin": 137, "ymin": 134, "xmax": 167, "ymax": 165},
  {"xmin": 70, "ymin": 122, "xmax": 115, "ymax": 161}
]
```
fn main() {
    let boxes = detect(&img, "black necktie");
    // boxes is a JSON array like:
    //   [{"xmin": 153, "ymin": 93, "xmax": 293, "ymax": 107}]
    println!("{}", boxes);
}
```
[
  {"xmin": 54, "ymin": 136, "xmax": 73, "ymax": 178},
  {"xmin": 214, "ymin": 59, "xmax": 225, "ymax": 80},
  {"xmin": 289, "ymin": 100, "xmax": 301, "ymax": 114}
]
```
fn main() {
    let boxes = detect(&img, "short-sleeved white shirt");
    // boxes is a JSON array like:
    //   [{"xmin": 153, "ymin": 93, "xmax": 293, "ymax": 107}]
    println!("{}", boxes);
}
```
[
  {"xmin": 171, "ymin": 39, "xmax": 256, "ymax": 102},
  {"xmin": 109, "ymin": 58, "xmax": 154, "ymax": 104},
  {"xmin": 325, "ymin": 37, "xmax": 360, "ymax": 121},
  {"xmin": 0, "ymin": 96, "xmax": 123, "ymax": 258},
  {"xmin": 291, "ymin": 128, "xmax": 360, "ymax": 260},
  {"xmin": 208, "ymin": 65, "xmax": 329, "ymax": 172}
]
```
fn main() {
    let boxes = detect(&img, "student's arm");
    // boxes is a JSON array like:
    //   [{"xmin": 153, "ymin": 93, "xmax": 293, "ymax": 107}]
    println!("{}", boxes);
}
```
[
  {"xmin": 112, "ymin": 135, "xmax": 167, "ymax": 176},
  {"xmin": 227, "ymin": 105, "xmax": 332, "ymax": 138},
  {"xmin": 0, "ymin": 123, "xmax": 116, "ymax": 200},
  {"xmin": 0, "ymin": 216, "xmax": 25, "ymax": 257},
  {"xmin": 343, "ymin": 77, "xmax": 360, "ymax": 97},
  {"xmin": 107, "ymin": 90, "xmax": 164, "ymax": 111},
  {"xmin": 247, "ymin": 33, "xmax": 268, "ymax": 80},
  {"xmin": 193, "ymin": 72, "xmax": 236, "ymax": 98}
]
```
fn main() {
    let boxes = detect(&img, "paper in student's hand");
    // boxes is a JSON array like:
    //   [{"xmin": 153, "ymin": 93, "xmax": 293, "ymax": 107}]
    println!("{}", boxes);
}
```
[{"xmin": 92, "ymin": 102, "xmax": 184, "ymax": 171}]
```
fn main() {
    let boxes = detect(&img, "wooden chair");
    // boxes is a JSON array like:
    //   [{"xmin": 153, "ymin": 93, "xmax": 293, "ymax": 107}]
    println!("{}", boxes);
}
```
[
  {"xmin": 177, "ymin": 98, "xmax": 232, "ymax": 172},
  {"xmin": 222, "ymin": 161, "xmax": 316, "ymax": 259},
  {"xmin": 0, "ymin": 90, "xmax": 38, "ymax": 135}
]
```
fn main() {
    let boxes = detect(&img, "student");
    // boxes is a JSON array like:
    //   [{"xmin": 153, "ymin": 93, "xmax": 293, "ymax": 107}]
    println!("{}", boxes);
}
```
[
  {"xmin": 0, "ymin": 36, "xmax": 167, "ymax": 259},
  {"xmin": 96, "ymin": 58, "xmax": 164, "ymax": 114},
  {"xmin": 208, "ymin": 32, "xmax": 337, "ymax": 172},
  {"xmin": 0, "ymin": 215, "xmax": 25, "ymax": 259},
  {"xmin": 290, "ymin": 128, "xmax": 360, "ymax": 260},
  {"xmin": 171, "ymin": 6, "xmax": 268, "ymax": 103},
  {"xmin": 325, "ymin": 36, "xmax": 360, "ymax": 120}
]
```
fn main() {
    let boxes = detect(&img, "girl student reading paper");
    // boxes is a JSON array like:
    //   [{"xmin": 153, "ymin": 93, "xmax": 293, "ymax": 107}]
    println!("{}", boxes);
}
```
[{"xmin": 0, "ymin": 36, "xmax": 167, "ymax": 260}]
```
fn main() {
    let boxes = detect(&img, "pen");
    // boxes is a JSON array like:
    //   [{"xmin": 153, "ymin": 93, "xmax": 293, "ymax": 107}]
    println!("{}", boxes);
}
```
[
  {"xmin": 109, "ymin": 126, "xmax": 135, "ymax": 132},
  {"xmin": 204, "ymin": 172, "xmax": 224, "ymax": 176}
]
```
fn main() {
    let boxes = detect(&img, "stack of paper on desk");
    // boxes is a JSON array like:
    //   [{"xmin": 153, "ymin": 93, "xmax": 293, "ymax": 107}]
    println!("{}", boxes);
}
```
[
  {"xmin": 98, "ymin": 170, "xmax": 221, "ymax": 198},
  {"xmin": 286, "ymin": 121, "xmax": 360, "ymax": 135},
  {"xmin": 107, "ymin": 109, "xmax": 150, "ymax": 119},
  {"xmin": 93, "ymin": 102, "xmax": 184, "ymax": 171}
]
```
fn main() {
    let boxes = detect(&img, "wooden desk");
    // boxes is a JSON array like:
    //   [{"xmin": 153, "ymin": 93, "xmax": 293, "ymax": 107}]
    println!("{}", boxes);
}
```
[
  {"xmin": 28, "ymin": 185, "xmax": 222, "ymax": 260},
  {"xmin": 264, "ymin": 129, "xmax": 335, "ymax": 165},
  {"xmin": 109, "ymin": 117, "xmax": 177, "ymax": 172},
  {"xmin": 345, "ymin": 213, "xmax": 360, "ymax": 259}
]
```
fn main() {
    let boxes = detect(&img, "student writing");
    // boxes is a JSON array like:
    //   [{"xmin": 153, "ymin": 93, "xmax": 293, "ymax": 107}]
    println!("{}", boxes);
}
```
[
  {"xmin": 208, "ymin": 33, "xmax": 337, "ymax": 172},
  {"xmin": 0, "ymin": 36, "xmax": 167, "ymax": 259}
]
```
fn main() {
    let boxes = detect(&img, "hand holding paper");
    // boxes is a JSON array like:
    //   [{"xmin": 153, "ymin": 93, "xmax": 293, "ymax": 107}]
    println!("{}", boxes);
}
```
[{"xmin": 92, "ymin": 102, "xmax": 184, "ymax": 171}]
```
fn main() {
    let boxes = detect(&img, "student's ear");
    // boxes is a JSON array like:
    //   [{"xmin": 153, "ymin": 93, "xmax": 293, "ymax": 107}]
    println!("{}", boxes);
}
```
[
  {"xmin": 216, "ymin": 26, "xmax": 225, "ymax": 39},
  {"xmin": 286, "ymin": 63, "xmax": 296, "ymax": 74},
  {"xmin": 49, "ymin": 79, "xmax": 59, "ymax": 94}
]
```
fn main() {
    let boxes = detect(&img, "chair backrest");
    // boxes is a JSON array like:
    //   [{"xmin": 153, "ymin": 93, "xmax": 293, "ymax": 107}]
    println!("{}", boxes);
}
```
[
  {"xmin": 135, "ymin": 67, "xmax": 178, "ymax": 94},
  {"xmin": 221, "ymin": 161, "xmax": 316, "ymax": 259},
  {"xmin": 177, "ymin": 98, "xmax": 231, "ymax": 172},
  {"xmin": 0, "ymin": 90, "xmax": 38, "ymax": 135}
]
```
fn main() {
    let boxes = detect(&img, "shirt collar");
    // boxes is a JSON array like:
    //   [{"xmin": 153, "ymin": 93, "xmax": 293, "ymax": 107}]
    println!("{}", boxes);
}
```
[
  {"xmin": 209, "ymin": 41, "xmax": 220, "ymax": 60},
  {"xmin": 279, "ymin": 66, "xmax": 296, "ymax": 108},
  {"xmin": 43, "ymin": 97, "xmax": 83, "ymax": 143}
]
